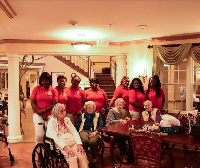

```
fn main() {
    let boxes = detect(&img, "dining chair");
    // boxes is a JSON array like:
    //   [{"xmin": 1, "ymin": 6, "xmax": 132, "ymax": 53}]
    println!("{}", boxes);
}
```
[
  {"xmin": 101, "ymin": 132, "xmax": 115, "ymax": 158},
  {"xmin": 129, "ymin": 130, "xmax": 174, "ymax": 168}
]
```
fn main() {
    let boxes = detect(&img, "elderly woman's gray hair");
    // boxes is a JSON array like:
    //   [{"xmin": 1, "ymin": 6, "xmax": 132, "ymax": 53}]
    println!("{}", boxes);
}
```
[
  {"xmin": 84, "ymin": 101, "xmax": 96, "ymax": 111},
  {"xmin": 143, "ymin": 100, "xmax": 152, "ymax": 106},
  {"xmin": 115, "ymin": 98, "xmax": 125, "ymax": 106},
  {"xmin": 52, "ymin": 103, "xmax": 65, "ymax": 118}
]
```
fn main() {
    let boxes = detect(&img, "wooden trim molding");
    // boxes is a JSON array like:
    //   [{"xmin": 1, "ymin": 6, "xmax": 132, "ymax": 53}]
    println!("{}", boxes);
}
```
[
  {"xmin": 0, "ymin": 60, "xmax": 45, "ymax": 66},
  {"xmin": 1, "ymin": 33, "xmax": 200, "ymax": 45},
  {"xmin": 0, "ymin": 0, "xmax": 17, "ymax": 19}
]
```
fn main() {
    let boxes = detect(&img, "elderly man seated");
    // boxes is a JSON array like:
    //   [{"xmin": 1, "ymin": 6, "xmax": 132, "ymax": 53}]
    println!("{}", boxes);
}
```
[
  {"xmin": 141, "ymin": 100, "xmax": 161, "ymax": 122},
  {"xmin": 75, "ymin": 101, "xmax": 103, "ymax": 164},
  {"xmin": 46, "ymin": 103, "xmax": 88, "ymax": 168}
]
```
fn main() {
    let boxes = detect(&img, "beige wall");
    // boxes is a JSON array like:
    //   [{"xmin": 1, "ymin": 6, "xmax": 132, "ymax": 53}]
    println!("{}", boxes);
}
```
[
  {"xmin": 120, "ymin": 43, "xmax": 153, "ymax": 90},
  {"xmin": 90, "ymin": 56, "xmax": 111, "ymax": 73},
  {"xmin": 44, "ymin": 56, "xmax": 89, "ymax": 88}
]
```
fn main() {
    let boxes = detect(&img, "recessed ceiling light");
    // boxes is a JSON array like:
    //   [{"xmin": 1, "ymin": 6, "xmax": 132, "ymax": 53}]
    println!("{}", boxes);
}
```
[{"xmin": 138, "ymin": 25, "xmax": 147, "ymax": 29}]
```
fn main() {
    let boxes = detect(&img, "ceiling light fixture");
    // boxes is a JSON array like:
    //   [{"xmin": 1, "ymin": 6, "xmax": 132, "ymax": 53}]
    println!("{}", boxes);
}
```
[{"xmin": 71, "ymin": 34, "xmax": 93, "ymax": 51}]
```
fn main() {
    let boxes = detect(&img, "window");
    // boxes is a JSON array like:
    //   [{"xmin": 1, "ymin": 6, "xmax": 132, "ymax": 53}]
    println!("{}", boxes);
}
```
[
  {"xmin": 161, "ymin": 59, "xmax": 187, "ymax": 111},
  {"xmin": 193, "ymin": 60, "xmax": 200, "ymax": 103},
  {"xmin": 0, "ymin": 72, "xmax": 8, "ymax": 90}
]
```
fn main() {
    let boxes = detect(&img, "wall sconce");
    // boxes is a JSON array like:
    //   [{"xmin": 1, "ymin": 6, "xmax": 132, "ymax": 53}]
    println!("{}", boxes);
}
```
[{"xmin": 138, "ymin": 69, "xmax": 147, "ymax": 83}]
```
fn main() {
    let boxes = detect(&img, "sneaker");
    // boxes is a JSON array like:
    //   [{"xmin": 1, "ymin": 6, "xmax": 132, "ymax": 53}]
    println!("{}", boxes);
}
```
[{"xmin": 3, "ymin": 114, "xmax": 8, "ymax": 117}]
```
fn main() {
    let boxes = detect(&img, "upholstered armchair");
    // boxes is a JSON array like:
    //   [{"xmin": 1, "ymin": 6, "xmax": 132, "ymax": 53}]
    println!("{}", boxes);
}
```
[{"xmin": 129, "ymin": 130, "xmax": 174, "ymax": 168}]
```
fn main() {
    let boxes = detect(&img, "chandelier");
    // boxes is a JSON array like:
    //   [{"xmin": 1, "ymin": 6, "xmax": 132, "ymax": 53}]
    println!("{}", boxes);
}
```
[{"xmin": 71, "ymin": 34, "xmax": 93, "ymax": 51}]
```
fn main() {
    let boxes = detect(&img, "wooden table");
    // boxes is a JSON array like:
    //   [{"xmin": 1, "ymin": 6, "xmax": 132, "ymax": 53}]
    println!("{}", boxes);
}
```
[{"xmin": 100, "ymin": 120, "xmax": 200, "ymax": 147}]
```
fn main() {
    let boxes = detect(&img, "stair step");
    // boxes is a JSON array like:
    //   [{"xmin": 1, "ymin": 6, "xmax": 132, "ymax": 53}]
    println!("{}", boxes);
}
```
[
  {"xmin": 96, "ymin": 73, "xmax": 111, "ymax": 76},
  {"xmin": 99, "ymin": 81, "xmax": 115, "ymax": 85}
]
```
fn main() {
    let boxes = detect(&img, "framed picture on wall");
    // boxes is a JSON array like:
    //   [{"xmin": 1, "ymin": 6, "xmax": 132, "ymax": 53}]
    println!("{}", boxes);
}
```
[{"xmin": 51, "ymin": 72, "xmax": 65, "ymax": 88}]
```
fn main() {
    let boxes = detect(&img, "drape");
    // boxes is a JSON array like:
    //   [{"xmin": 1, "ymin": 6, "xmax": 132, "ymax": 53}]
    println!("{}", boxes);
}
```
[
  {"xmin": 152, "ymin": 52, "xmax": 162, "ymax": 76},
  {"xmin": 153, "ymin": 44, "xmax": 192, "ymax": 65},
  {"xmin": 191, "ymin": 46, "xmax": 200, "ymax": 64}
]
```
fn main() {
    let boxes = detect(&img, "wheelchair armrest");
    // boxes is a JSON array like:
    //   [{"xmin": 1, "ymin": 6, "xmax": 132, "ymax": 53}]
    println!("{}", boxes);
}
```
[{"xmin": 44, "ymin": 136, "xmax": 56, "ymax": 151}]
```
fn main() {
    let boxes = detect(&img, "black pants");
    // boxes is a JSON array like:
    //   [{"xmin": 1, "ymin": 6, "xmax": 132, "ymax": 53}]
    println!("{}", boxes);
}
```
[
  {"xmin": 0, "ymin": 105, "xmax": 5, "ymax": 115},
  {"xmin": 107, "ymin": 133, "xmax": 131, "ymax": 156}
]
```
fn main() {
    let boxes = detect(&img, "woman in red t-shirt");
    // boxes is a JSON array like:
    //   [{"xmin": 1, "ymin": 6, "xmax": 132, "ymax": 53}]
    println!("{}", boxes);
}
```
[
  {"xmin": 66, "ymin": 73, "xmax": 85, "ymax": 124},
  {"xmin": 55, "ymin": 75, "xmax": 68, "ymax": 105},
  {"xmin": 85, "ymin": 78, "xmax": 108, "ymax": 125},
  {"xmin": 129, "ymin": 78, "xmax": 147, "ymax": 120},
  {"xmin": 146, "ymin": 75, "xmax": 165, "ymax": 109},
  {"xmin": 31, "ymin": 72, "xmax": 58, "ymax": 144},
  {"xmin": 109, "ymin": 76, "xmax": 130, "ymax": 118}
]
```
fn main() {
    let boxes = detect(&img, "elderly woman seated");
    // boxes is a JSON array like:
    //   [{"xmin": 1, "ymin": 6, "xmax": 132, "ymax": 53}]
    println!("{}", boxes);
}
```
[
  {"xmin": 75, "ymin": 101, "xmax": 103, "ymax": 164},
  {"xmin": 106, "ymin": 98, "xmax": 131, "ymax": 163},
  {"xmin": 46, "ymin": 103, "xmax": 88, "ymax": 168},
  {"xmin": 141, "ymin": 100, "xmax": 161, "ymax": 122}
]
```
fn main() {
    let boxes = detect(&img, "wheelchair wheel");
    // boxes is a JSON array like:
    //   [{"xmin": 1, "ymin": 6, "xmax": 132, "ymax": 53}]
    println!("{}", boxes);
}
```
[{"xmin": 32, "ymin": 143, "xmax": 54, "ymax": 168}]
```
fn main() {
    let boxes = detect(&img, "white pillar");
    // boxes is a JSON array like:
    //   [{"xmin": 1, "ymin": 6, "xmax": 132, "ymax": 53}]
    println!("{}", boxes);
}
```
[
  {"xmin": 7, "ymin": 53, "xmax": 22, "ymax": 143},
  {"xmin": 186, "ymin": 56, "xmax": 193, "ymax": 111},
  {"xmin": 115, "ymin": 54, "xmax": 127, "ymax": 86}
]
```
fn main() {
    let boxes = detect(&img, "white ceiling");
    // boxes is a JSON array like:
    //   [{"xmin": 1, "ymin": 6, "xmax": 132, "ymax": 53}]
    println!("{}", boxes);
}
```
[{"xmin": 1, "ymin": 0, "xmax": 200, "ymax": 42}]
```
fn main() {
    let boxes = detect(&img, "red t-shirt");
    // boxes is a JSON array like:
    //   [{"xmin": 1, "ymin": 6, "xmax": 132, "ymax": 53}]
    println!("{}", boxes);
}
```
[
  {"xmin": 31, "ymin": 86, "xmax": 58, "ymax": 115},
  {"xmin": 148, "ymin": 87, "xmax": 165, "ymax": 109},
  {"xmin": 85, "ymin": 88, "xmax": 108, "ymax": 112},
  {"xmin": 66, "ymin": 86, "xmax": 85, "ymax": 114},
  {"xmin": 55, "ymin": 86, "xmax": 68, "ymax": 105},
  {"xmin": 113, "ymin": 85, "xmax": 129, "ymax": 109},
  {"xmin": 129, "ymin": 89, "xmax": 147, "ymax": 112}
]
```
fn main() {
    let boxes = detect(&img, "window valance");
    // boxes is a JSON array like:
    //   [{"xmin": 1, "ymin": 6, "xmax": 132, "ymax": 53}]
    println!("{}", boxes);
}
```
[{"xmin": 153, "ymin": 43, "xmax": 200, "ymax": 65}]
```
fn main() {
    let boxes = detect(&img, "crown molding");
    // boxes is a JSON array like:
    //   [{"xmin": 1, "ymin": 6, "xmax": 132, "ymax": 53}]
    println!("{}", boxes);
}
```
[{"xmin": 1, "ymin": 32, "xmax": 200, "ymax": 46}]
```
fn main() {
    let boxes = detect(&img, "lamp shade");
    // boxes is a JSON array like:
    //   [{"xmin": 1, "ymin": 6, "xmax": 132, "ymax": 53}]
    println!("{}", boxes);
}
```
[{"xmin": 71, "ymin": 42, "xmax": 93, "ymax": 51}]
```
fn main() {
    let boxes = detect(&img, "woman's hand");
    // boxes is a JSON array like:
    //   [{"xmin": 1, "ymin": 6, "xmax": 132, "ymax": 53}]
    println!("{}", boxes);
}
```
[
  {"xmin": 100, "ymin": 108, "xmax": 105, "ymax": 114},
  {"xmin": 77, "ymin": 144, "xmax": 85, "ymax": 155},
  {"xmin": 37, "ymin": 109, "xmax": 44, "ymax": 115},
  {"xmin": 89, "ymin": 131, "xmax": 98, "ymax": 138},
  {"xmin": 125, "ymin": 117, "xmax": 130, "ymax": 121},
  {"xmin": 119, "ymin": 119, "xmax": 127, "ymax": 124},
  {"xmin": 63, "ymin": 146, "xmax": 75, "ymax": 157},
  {"xmin": 42, "ymin": 114, "xmax": 48, "ymax": 121}
]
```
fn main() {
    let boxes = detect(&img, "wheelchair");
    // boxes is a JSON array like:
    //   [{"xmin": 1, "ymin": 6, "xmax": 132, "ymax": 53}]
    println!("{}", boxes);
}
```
[
  {"xmin": 32, "ymin": 123, "xmax": 69, "ymax": 168},
  {"xmin": 0, "ymin": 118, "xmax": 14, "ymax": 164}
]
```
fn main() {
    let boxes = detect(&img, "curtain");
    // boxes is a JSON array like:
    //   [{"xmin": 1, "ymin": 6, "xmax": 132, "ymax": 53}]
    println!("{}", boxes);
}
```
[
  {"xmin": 191, "ymin": 46, "xmax": 200, "ymax": 64},
  {"xmin": 152, "ymin": 52, "xmax": 162, "ymax": 76},
  {"xmin": 153, "ymin": 43, "xmax": 192, "ymax": 65}
]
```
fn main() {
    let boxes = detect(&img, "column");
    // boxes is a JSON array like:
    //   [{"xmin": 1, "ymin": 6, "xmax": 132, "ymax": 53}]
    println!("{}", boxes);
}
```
[
  {"xmin": 7, "ymin": 53, "xmax": 22, "ymax": 143},
  {"xmin": 115, "ymin": 54, "xmax": 127, "ymax": 86},
  {"xmin": 186, "ymin": 56, "xmax": 193, "ymax": 111}
]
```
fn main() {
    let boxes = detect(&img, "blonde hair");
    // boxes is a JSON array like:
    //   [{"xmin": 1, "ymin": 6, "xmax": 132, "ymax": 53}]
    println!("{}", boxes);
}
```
[
  {"xmin": 52, "ymin": 103, "xmax": 65, "ymax": 118},
  {"xmin": 115, "ymin": 98, "xmax": 125, "ymax": 106},
  {"xmin": 84, "ymin": 101, "xmax": 96, "ymax": 112}
]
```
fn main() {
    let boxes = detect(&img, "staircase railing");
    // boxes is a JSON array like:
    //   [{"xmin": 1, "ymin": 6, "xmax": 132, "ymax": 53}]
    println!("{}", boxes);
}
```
[
  {"xmin": 62, "ymin": 55, "xmax": 95, "ymax": 79},
  {"xmin": 110, "ymin": 56, "xmax": 116, "ymax": 84},
  {"xmin": 88, "ymin": 57, "xmax": 95, "ymax": 79}
]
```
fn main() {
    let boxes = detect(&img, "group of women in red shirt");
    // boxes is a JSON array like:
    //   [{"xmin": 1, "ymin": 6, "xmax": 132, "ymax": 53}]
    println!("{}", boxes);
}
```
[
  {"xmin": 31, "ymin": 71, "xmax": 165, "ymax": 144},
  {"xmin": 31, "ymin": 72, "xmax": 109, "ymax": 144},
  {"xmin": 109, "ymin": 75, "xmax": 165, "ymax": 121}
]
